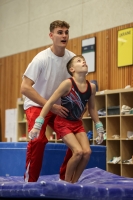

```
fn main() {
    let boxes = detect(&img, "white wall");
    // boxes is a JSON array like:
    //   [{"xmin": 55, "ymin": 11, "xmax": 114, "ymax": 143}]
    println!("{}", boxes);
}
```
[{"xmin": 0, "ymin": 0, "xmax": 133, "ymax": 58}]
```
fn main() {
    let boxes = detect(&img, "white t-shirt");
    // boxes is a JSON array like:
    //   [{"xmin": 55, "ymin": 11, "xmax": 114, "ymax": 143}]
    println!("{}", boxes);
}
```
[{"xmin": 23, "ymin": 47, "xmax": 75, "ymax": 110}]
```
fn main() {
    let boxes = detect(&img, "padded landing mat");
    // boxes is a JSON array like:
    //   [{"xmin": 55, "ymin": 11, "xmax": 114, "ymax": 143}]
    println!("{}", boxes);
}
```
[{"xmin": 0, "ymin": 167, "xmax": 133, "ymax": 200}]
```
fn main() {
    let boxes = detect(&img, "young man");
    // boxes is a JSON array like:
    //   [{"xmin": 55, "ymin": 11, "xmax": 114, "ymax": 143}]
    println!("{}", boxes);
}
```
[
  {"xmin": 29, "ymin": 55, "xmax": 104, "ymax": 183},
  {"xmin": 21, "ymin": 20, "xmax": 75, "ymax": 182}
]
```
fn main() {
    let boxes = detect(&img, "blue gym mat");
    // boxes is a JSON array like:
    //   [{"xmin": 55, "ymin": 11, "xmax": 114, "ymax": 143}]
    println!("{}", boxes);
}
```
[{"xmin": 0, "ymin": 167, "xmax": 133, "ymax": 200}]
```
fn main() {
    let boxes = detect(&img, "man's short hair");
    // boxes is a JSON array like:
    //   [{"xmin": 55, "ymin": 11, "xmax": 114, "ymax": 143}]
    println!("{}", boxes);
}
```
[{"xmin": 50, "ymin": 20, "xmax": 70, "ymax": 32}]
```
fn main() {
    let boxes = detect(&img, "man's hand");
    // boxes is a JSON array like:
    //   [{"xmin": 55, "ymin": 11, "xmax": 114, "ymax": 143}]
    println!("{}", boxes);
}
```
[
  {"xmin": 51, "ymin": 104, "xmax": 69, "ymax": 118},
  {"xmin": 96, "ymin": 132, "xmax": 104, "ymax": 144},
  {"xmin": 29, "ymin": 128, "xmax": 40, "ymax": 140}
]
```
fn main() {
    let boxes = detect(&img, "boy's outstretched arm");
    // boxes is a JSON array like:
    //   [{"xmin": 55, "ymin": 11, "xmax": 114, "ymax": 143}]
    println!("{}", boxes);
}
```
[
  {"xmin": 88, "ymin": 83, "xmax": 104, "ymax": 144},
  {"xmin": 29, "ymin": 79, "xmax": 71, "ymax": 140}
]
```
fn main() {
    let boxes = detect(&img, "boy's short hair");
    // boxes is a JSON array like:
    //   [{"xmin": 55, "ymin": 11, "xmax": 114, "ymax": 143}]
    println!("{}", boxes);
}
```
[
  {"xmin": 67, "ymin": 55, "xmax": 85, "ymax": 76},
  {"xmin": 50, "ymin": 20, "xmax": 70, "ymax": 32}
]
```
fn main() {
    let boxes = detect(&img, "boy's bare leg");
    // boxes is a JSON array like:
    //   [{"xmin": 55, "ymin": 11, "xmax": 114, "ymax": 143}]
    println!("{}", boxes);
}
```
[
  {"xmin": 71, "ymin": 132, "xmax": 91, "ymax": 183},
  {"xmin": 59, "ymin": 148, "xmax": 72, "ymax": 180},
  {"xmin": 62, "ymin": 133, "xmax": 83, "ymax": 182}
]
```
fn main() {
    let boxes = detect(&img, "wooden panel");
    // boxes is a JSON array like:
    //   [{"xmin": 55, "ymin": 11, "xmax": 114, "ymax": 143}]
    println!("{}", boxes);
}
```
[
  {"xmin": 0, "ymin": 57, "xmax": 7, "ymax": 141},
  {"xmin": 108, "ymin": 23, "xmax": 133, "ymax": 89},
  {"xmin": 0, "ymin": 22, "xmax": 133, "ymax": 141}
]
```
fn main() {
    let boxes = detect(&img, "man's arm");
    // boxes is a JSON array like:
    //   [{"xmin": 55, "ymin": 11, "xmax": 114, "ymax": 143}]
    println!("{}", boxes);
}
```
[
  {"xmin": 21, "ymin": 76, "xmax": 69, "ymax": 117},
  {"xmin": 21, "ymin": 76, "xmax": 47, "ymax": 106}
]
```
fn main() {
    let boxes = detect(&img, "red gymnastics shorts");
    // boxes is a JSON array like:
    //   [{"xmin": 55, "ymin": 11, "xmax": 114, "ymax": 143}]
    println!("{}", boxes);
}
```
[{"xmin": 54, "ymin": 116, "xmax": 85, "ymax": 140}]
